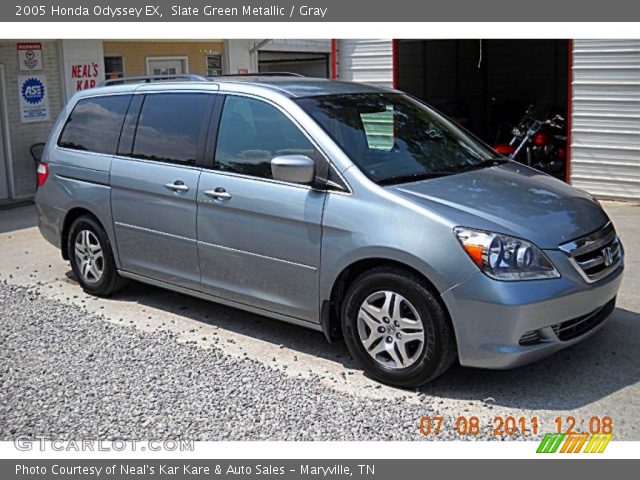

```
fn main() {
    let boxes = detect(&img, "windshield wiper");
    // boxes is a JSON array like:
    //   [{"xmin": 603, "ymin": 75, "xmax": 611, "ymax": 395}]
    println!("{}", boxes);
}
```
[
  {"xmin": 378, "ymin": 159, "xmax": 509, "ymax": 186},
  {"xmin": 378, "ymin": 171, "xmax": 454, "ymax": 186},
  {"xmin": 459, "ymin": 158, "xmax": 509, "ymax": 172}
]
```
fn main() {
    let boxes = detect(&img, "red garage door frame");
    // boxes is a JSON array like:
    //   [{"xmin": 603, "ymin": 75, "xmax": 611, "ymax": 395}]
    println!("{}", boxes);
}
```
[
  {"xmin": 392, "ymin": 39, "xmax": 399, "ymax": 88},
  {"xmin": 566, "ymin": 39, "xmax": 573, "ymax": 184},
  {"xmin": 330, "ymin": 39, "xmax": 337, "ymax": 79}
]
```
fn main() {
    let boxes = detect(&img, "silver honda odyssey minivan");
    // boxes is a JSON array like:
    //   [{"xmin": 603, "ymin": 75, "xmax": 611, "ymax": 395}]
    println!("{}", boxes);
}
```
[{"xmin": 36, "ymin": 75, "xmax": 624, "ymax": 387}]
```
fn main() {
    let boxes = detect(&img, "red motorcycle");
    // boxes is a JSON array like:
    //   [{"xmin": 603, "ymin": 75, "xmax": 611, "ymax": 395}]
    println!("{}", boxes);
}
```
[{"xmin": 494, "ymin": 105, "xmax": 567, "ymax": 180}]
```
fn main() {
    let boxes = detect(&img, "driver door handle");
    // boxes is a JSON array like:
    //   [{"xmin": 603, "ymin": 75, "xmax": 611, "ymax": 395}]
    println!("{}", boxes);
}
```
[
  {"xmin": 164, "ymin": 181, "xmax": 189, "ymax": 193},
  {"xmin": 204, "ymin": 188, "xmax": 232, "ymax": 201}
]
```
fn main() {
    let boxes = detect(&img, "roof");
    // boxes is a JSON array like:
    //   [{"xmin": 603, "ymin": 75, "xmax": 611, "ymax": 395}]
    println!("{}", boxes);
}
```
[
  {"xmin": 214, "ymin": 76, "xmax": 395, "ymax": 98},
  {"xmin": 83, "ymin": 76, "xmax": 395, "ymax": 100}
]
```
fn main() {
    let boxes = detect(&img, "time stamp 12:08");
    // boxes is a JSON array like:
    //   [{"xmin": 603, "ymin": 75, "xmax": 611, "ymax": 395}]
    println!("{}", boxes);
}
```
[{"xmin": 419, "ymin": 416, "xmax": 614, "ymax": 437}]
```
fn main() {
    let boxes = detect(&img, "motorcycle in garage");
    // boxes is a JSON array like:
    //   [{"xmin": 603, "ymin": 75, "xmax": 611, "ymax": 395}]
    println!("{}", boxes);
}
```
[{"xmin": 494, "ymin": 105, "xmax": 567, "ymax": 180}]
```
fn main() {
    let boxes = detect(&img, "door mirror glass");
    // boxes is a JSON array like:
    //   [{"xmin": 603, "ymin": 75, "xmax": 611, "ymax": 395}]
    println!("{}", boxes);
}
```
[{"xmin": 271, "ymin": 155, "xmax": 315, "ymax": 184}]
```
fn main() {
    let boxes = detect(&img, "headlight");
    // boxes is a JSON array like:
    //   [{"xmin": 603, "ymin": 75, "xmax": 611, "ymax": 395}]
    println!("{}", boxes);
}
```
[{"xmin": 454, "ymin": 227, "xmax": 560, "ymax": 281}]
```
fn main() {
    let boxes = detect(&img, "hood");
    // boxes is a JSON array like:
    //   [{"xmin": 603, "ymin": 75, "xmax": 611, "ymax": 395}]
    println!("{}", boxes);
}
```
[{"xmin": 388, "ymin": 163, "xmax": 608, "ymax": 249}]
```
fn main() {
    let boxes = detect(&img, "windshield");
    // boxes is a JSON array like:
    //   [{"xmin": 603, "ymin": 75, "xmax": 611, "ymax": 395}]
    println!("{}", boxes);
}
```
[{"xmin": 296, "ymin": 93, "xmax": 498, "ymax": 185}]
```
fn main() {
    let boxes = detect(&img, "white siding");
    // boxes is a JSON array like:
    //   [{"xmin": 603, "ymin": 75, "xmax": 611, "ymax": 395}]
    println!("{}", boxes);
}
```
[
  {"xmin": 571, "ymin": 40, "xmax": 640, "ymax": 200},
  {"xmin": 337, "ymin": 39, "xmax": 393, "ymax": 87}
]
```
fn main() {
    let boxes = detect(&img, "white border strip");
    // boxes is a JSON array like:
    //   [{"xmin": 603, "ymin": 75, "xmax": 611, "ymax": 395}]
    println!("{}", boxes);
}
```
[
  {"xmin": 0, "ymin": 22, "xmax": 640, "ymax": 39},
  {"xmin": 0, "ymin": 19, "xmax": 638, "ymax": 461}
]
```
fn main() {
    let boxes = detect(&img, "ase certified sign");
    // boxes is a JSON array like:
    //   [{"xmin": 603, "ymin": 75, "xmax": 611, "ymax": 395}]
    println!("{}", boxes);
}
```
[{"xmin": 18, "ymin": 75, "xmax": 49, "ymax": 123}]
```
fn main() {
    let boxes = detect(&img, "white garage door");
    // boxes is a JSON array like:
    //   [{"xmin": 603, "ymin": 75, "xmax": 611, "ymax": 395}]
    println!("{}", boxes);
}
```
[
  {"xmin": 337, "ymin": 39, "xmax": 393, "ymax": 87},
  {"xmin": 571, "ymin": 40, "xmax": 640, "ymax": 200}
]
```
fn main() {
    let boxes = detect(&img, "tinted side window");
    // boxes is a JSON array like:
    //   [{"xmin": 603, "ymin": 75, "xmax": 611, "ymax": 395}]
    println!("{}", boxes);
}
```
[
  {"xmin": 215, "ymin": 96, "xmax": 316, "ymax": 179},
  {"xmin": 132, "ymin": 93, "xmax": 214, "ymax": 165},
  {"xmin": 58, "ymin": 95, "xmax": 131, "ymax": 154}
]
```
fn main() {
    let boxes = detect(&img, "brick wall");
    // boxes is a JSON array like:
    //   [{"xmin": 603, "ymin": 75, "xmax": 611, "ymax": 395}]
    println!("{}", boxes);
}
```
[{"xmin": 0, "ymin": 40, "xmax": 64, "ymax": 198}]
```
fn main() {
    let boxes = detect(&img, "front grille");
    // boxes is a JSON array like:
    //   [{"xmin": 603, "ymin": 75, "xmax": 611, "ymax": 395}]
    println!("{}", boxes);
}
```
[
  {"xmin": 518, "ymin": 298, "xmax": 615, "ymax": 346},
  {"xmin": 559, "ymin": 222, "xmax": 622, "ymax": 283},
  {"xmin": 551, "ymin": 298, "xmax": 616, "ymax": 341}
]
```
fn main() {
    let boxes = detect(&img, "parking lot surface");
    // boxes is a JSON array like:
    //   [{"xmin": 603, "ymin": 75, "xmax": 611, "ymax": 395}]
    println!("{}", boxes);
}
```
[{"xmin": 1, "ymin": 201, "xmax": 639, "ymax": 440}]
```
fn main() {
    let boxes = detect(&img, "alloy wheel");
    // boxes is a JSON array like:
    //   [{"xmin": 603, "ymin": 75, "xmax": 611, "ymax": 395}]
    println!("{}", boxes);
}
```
[
  {"xmin": 356, "ymin": 290, "xmax": 425, "ymax": 369},
  {"xmin": 74, "ymin": 230, "xmax": 104, "ymax": 284}
]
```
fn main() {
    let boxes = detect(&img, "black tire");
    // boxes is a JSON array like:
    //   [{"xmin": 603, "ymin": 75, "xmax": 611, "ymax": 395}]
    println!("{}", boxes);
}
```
[
  {"xmin": 67, "ymin": 215, "xmax": 125, "ymax": 297},
  {"xmin": 341, "ymin": 266, "xmax": 457, "ymax": 387}
]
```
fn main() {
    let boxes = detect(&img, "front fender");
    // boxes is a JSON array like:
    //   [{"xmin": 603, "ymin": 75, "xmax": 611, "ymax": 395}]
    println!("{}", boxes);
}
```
[{"xmin": 319, "ymin": 190, "xmax": 479, "ymax": 308}]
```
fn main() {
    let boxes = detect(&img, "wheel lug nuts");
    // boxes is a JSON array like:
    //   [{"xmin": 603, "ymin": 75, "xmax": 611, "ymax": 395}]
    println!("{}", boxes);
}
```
[
  {"xmin": 394, "ymin": 320, "xmax": 400, "ymax": 327},
  {"xmin": 386, "ymin": 336, "xmax": 393, "ymax": 343},
  {"xmin": 383, "ymin": 317, "xmax": 390, "ymax": 323},
  {"xmin": 396, "ymin": 333, "xmax": 402, "ymax": 339},
  {"xmin": 377, "ymin": 326, "xmax": 386, "ymax": 333}
]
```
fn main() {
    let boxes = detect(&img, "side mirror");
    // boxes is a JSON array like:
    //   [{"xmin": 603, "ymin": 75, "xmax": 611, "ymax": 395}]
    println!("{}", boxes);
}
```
[{"xmin": 270, "ymin": 155, "xmax": 315, "ymax": 185}]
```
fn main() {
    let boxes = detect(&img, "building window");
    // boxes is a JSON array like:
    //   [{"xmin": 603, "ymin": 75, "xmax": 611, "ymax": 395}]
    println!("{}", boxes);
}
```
[
  {"xmin": 146, "ymin": 56, "xmax": 188, "ymax": 76},
  {"xmin": 206, "ymin": 54, "xmax": 223, "ymax": 77},
  {"xmin": 104, "ymin": 55, "xmax": 124, "ymax": 80}
]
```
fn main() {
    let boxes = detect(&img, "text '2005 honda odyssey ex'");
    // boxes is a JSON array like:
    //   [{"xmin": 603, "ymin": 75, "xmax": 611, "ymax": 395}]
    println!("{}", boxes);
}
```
[{"xmin": 36, "ymin": 75, "xmax": 624, "ymax": 387}]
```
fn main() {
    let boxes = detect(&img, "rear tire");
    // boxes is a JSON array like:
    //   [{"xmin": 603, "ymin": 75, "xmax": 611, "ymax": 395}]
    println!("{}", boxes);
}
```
[
  {"xmin": 67, "ymin": 215, "xmax": 125, "ymax": 297},
  {"xmin": 341, "ymin": 266, "xmax": 457, "ymax": 387}
]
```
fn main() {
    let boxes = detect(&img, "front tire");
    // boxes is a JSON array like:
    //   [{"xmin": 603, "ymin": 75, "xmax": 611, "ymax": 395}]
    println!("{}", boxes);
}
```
[
  {"xmin": 341, "ymin": 267, "xmax": 457, "ymax": 387},
  {"xmin": 67, "ymin": 215, "xmax": 125, "ymax": 296}
]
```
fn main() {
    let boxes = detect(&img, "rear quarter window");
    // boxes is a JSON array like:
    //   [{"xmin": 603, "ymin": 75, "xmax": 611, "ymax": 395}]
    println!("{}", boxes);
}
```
[{"xmin": 57, "ymin": 95, "xmax": 131, "ymax": 155}]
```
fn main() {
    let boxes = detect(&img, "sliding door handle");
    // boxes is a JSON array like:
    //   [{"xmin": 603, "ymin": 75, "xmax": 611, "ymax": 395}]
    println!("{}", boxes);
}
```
[{"xmin": 204, "ymin": 188, "xmax": 232, "ymax": 201}]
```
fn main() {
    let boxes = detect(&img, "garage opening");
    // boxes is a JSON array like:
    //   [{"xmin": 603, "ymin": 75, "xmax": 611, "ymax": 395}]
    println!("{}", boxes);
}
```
[
  {"xmin": 258, "ymin": 51, "xmax": 330, "ymax": 77},
  {"xmin": 397, "ymin": 40, "xmax": 569, "ymax": 179}
]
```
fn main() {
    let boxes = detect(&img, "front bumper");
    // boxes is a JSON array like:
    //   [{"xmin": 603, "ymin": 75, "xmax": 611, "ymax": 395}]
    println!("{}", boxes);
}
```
[{"xmin": 441, "ymin": 249, "xmax": 624, "ymax": 369}]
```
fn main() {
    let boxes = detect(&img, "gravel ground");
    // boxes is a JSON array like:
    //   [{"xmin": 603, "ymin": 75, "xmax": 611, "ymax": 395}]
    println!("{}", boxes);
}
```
[
  {"xmin": 0, "ymin": 281, "xmax": 518, "ymax": 441},
  {"xmin": 2, "ymin": 201, "xmax": 639, "ymax": 440}
]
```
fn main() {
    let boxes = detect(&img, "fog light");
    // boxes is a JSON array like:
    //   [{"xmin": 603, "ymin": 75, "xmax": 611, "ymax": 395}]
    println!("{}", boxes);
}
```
[{"xmin": 519, "ymin": 330, "xmax": 541, "ymax": 346}]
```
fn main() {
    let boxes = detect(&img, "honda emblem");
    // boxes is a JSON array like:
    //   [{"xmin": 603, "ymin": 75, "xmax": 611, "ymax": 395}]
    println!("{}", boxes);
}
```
[{"xmin": 602, "ymin": 247, "xmax": 614, "ymax": 267}]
